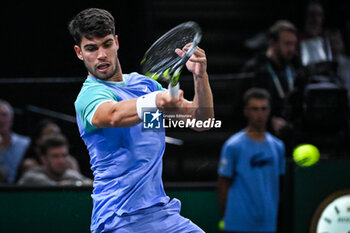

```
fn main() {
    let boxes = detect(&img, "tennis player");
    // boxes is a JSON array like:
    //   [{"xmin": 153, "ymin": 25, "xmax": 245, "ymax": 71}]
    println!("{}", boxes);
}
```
[{"xmin": 68, "ymin": 8, "xmax": 213, "ymax": 233}]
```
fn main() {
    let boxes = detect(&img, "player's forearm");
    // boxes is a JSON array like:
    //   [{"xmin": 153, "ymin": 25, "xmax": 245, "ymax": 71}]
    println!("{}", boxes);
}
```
[{"xmin": 192, "ymin": 72, "xmax": 214, "ymax": 121}]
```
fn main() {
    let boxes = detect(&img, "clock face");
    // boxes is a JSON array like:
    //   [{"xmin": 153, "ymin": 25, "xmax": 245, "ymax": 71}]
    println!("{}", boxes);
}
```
[{"xmin": 316, "ymin": 195, "xmax": 350, "ymax": 233}]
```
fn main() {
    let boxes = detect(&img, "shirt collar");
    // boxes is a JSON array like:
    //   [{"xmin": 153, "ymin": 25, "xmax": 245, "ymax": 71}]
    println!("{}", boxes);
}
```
[{"xmin": 87, "ymin": 74, "xmax": 127, "ymax": 87}]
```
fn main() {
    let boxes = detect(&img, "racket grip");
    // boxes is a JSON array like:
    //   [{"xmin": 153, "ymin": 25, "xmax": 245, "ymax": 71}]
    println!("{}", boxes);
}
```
[{"xmin": 168, "ymin": 83, "xmax": 179, "ymax": 98}]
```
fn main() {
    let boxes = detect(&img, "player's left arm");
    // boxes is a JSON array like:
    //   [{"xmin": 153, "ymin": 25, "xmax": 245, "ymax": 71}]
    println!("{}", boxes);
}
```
[{"xmin": 176, "ymin": 46, "xmax": 214, "ymax": 131}]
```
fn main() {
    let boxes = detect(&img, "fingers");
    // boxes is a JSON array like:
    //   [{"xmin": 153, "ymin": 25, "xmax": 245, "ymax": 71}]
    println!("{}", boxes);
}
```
[
  {"xmin": 157, "ymin": 90, "xmax": 184, "ymax": 112},
  {"xmin": 189, "ymin": 56, "xmax": 206, "ymax": 63},
  {"xmin": 175, "ymin": 44, "xmax": 205, "ymax": 58},
  {"xmin": 175, "ymin": 48, "xmax": 184, "ymax": 57}
]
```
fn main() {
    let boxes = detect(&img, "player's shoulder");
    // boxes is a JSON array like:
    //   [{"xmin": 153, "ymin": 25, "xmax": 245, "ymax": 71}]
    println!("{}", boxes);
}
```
[
  {"xmin": 77, "ymin": 76, "xmax": 106, "ymax": 96},
  {"xmin": 224, "ymin": 131, "xmax": 246, "ymax": 148},
  {"xmin": 266, "ymin": 132, "xmax": 285, "ymax": 149},
  {"xmin": 75, "ymin": 77, "xmax": 114, "ymax": 107}
]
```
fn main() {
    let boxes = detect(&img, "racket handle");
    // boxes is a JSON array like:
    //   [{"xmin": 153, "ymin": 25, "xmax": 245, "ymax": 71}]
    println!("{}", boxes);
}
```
[{"xmin": 168, "ymin": 83, "xmax": 179, "ymax": 98}]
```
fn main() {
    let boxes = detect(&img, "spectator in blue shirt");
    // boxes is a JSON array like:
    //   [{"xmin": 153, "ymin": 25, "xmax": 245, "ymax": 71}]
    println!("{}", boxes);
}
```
[
  {"xmin": 0, "ymin": 99, "xmax": 30, "ymax": 183},
  {"xmin": 217, "ymin": 88, "xmax": 285, "ymax": 233}
]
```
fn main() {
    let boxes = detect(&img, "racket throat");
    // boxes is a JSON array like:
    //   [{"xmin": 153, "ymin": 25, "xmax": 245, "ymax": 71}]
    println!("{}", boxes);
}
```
[
  {"xmin": 168, "ymin": 82, "xmax": 180, "ymax": 98},
  {"xmin": 170, "ymin": 66, "xmax": 182, "ymax": 86}
]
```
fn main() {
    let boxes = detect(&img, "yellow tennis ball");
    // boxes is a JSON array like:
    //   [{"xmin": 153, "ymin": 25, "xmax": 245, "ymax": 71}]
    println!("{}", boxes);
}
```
[
  {"xmin": 218, "ymin": 219, "xmax": 225, "ymax": 230},
  {"xmin": 293, "ymin": 144, "xmax": 320, "ymax": 167}
]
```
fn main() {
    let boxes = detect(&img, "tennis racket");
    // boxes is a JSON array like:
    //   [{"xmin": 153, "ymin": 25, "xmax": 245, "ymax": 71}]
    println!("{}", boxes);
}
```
[{"xmin": 140, "ymin": 21, "xmax": 202, "ymax": 98}]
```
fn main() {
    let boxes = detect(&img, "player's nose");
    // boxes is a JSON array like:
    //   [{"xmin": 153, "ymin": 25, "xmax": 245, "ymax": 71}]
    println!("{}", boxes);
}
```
[{"xmin": 97, "ymin": 47, "xmax": 107, "ymax": 60}]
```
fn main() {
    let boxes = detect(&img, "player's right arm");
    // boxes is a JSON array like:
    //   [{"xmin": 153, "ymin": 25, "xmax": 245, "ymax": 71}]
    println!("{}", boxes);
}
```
[
  {"xmin": 92, "ymin": 92, "xmax": 184, "ymax": 128},
  {"xmin": 76, "ymin": 85, "xmax": 184, "ymax": 129}
]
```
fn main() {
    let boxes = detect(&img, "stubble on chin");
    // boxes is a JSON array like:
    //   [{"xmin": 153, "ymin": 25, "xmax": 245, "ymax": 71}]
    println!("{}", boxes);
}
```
[{"xmin": 84, "ymin": 62, "xmax": 119, "ymax": 81}]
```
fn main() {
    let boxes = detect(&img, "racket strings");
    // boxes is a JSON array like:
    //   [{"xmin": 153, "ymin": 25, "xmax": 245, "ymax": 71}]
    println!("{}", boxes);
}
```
[{"xmin": 142, "ymin": 28, "xmax": 198, "ymax": 75}]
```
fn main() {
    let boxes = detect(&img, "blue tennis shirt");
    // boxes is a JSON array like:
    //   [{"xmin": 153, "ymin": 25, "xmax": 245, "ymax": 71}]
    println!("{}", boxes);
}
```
[
  {"xmin": 75, "ymin": 73, "xmax": 168, "ymax": 232},
  {"xmin": 218, "ymin": 131, "xmax": 285, "ymax": 232}
]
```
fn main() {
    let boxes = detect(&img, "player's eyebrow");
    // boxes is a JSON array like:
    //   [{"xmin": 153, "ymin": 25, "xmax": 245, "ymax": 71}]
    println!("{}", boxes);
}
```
[
  {"xmin": 83, "ymin": 43, "xmax": 97, "ymax": 50},
  {"xmin": 83, "ymin": 38, "xmax": 114, "ymax": 50},
  {"xmin": 102, "ymin": 38, "xmax": 114, "ymax": 45}
]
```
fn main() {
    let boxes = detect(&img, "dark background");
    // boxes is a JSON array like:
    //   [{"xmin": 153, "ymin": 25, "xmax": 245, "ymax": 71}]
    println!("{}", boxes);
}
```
[{"xmin": 1, "ymin": 0, "xmax": 349, "ymax": 77}]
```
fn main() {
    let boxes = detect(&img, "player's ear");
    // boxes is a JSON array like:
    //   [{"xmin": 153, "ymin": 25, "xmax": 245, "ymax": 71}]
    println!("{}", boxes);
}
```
[
  {"xmin": 74, "ymin": 45, "xmax": 83, "ymax": 60},
  {"xmin": 114, "ymin": 35, "xmax": 119, "ymax": 50}
]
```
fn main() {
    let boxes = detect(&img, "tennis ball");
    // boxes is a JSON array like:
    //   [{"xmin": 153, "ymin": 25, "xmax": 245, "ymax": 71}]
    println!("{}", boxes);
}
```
[
  {"xmin": 218, "ymin": 219, "xmax": 225, "ymax": 230},
  {"xmin": 293, "ymin": 144, "xmax": 320, "ymax": 167}
]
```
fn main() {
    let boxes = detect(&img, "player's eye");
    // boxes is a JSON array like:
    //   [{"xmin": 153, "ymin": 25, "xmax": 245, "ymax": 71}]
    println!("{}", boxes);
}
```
[
  {"xmin": 84, "ymin": 45, "xmax": 98, "ymax": 52},
  {"xmin": 103, "ymin": 42, "xmax": 113, "ymax": 48}
]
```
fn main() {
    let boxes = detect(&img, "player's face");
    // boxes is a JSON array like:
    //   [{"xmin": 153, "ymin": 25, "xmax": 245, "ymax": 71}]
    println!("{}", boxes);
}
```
[
  {"xmin": 74, "ymin": 35, "xmax": 120, "ymax": 81},
  {"xmin": 275, "ymin": 30, "xmax": 297, "ymax": 62},
  {"xmin": 245, "ymin": 98, "xmax": 270, "ymax": 130},
  {"xmin": 44, "ymin": 146, "xmax": 69, "ymax": 177},
  {"xmin": 0, "ymin": 105, "xmax": 12, "ymax": 134}
]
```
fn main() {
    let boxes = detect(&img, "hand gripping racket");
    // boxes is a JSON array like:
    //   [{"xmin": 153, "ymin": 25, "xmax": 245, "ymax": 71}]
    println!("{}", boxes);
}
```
[{"xmin": 140, "ymin": 21, "xmax": 202, "ymax": 98}]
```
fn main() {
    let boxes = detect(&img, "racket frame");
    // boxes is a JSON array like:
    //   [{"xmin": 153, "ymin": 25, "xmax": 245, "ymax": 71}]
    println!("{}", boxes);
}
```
[{"xmin": 141, "ymin": 21, "xmax": 202, "ymax": 97}]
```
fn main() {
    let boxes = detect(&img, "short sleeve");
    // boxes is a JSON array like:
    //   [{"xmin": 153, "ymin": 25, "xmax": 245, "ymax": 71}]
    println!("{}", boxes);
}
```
[
  {"xmin": 218, "ymin": 140, "xmax": 236, "ymax": 178},
  {"xmin": 75, "ymin": 85, "xmax": 117, "ymax": 132}
]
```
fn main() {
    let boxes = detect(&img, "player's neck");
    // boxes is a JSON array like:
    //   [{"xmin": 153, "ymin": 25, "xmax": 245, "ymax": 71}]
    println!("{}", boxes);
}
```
[
  {"xmin": 245, "ymin": 126, "xmax": 266, "ymax": 142},
  {"xmin": 108, "ymin": 71, "xmax": 123, "ymax": 82},
  {"xmin": 108, "ymin": 61, "xmax": 123, "ymax": 82}
]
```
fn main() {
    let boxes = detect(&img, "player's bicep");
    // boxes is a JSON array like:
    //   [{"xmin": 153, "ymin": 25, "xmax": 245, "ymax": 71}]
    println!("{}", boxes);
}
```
[
  {"xmin": 91, "ymin": 100, "xmax": 118, "ymax": 128},
  {"xmin": 91, "ymin": 98, "xmax": 141, "ymax": 128},
  {"xmin": 75, "ymin": 86, "xmax": 118, "ymax": 131}
]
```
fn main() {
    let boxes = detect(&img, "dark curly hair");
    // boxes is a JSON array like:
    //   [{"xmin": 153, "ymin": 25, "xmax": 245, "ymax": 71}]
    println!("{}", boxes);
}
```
[{"xmin": 68, "ymin": 8, "xmax": 115, "ymax": 46}]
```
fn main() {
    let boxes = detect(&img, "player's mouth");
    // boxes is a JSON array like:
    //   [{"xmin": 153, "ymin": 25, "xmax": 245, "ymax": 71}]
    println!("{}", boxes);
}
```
[{"xmin": 96, "ymin": 63, "xmax": 111, "ymax": 73}]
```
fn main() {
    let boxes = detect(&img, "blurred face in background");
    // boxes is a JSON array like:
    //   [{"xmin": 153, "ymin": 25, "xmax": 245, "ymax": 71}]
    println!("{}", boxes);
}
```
[
  {"xmin": 0, "ymin": 104, "xmax": 13, "ymax": 135},
  {"xmin": 41, "ymin": 145, "xmax": 69, "ymax": 178},
  {"xmin": 35, "ymin": 123, "xmax": 61, "ymax": 157},
  {"xmin": 40, "ymin": 123, "xmax": 61, "ymax": 138},
  {"xmin": 244, "ymin": 98, "xmax": 270, "ymax": 131},
  {"xmin": 306, "ymin": 3, "xmax": 324, "ymax": 28},
  {"xmin": 273, "ymin": 30, "xmax": 297, "ymax": 63}
]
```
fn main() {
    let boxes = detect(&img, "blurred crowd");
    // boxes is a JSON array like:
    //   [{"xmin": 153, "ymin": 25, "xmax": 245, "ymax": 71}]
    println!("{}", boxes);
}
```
[
  {"xmin": 0, "ymin": 100, "xmax": 91, "ymax": 186},
  {"xmin": 242, "ymin": 1, "xmax": 350, "ymax": 156}
]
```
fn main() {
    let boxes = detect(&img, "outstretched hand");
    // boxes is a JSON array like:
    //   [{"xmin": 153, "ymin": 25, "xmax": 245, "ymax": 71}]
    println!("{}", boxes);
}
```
[{"xmin": 175, "ymin": 44, "xmax": 207, "ymax": 79}]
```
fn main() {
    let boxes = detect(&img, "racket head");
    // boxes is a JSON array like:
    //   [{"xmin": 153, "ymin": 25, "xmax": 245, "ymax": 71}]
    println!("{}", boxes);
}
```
[{"xmin": 140, "ymin": 21, "xmax": 202, "ymax": 86}]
